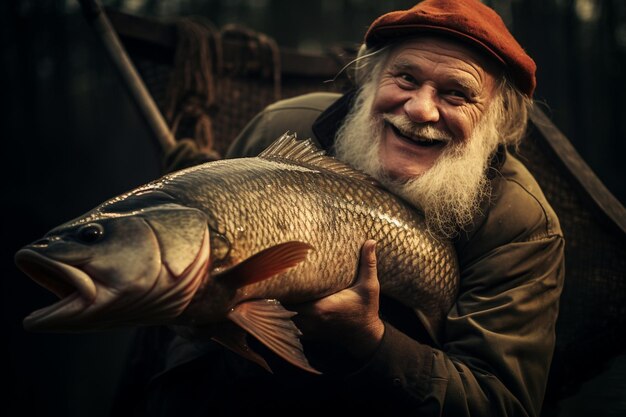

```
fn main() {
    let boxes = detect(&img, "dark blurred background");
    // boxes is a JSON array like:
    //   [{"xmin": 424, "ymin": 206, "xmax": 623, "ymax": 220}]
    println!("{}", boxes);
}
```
[{"xmin": 2, "ymin": 1, "xmax": 625, "ymax": 416}]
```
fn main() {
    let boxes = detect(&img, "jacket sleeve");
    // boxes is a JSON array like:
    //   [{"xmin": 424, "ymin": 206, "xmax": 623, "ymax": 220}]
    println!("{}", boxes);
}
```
[
  {"xmin": 346, "ymin": 169, "xmax": 565, "ymax": 417},
  {"xmin": 350, "ymin": 236, "xmax": 563, "ymax": 416}
]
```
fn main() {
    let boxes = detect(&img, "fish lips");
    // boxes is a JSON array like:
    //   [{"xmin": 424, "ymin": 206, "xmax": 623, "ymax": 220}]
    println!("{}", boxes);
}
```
[{"xmin": 15, "ymin": 248, "xmax": 97, "ymax": 331}]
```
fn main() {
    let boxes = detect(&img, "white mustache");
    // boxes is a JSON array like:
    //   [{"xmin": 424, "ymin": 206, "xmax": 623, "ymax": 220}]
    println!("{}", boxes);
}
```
[{"xmin": 382, "ymin": 113, "xmax": 454, "ymax": 143}]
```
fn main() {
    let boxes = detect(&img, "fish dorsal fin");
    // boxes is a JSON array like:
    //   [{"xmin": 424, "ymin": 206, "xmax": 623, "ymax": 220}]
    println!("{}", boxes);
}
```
[
  {"xmin": 228, "ymin": 298, "xmax": 321, "ymax": 374},
  {"xmin": 258, "ymin": 132, "xmax": 381, "ymax": 187},
  {"xmin": 215, "ymin": 241, "xmax": 313, "ymax": 288}
]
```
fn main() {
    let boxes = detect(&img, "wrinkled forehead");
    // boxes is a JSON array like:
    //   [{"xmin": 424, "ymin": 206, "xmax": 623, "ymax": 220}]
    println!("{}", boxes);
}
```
[{"xmin": 386, "ymin": 35, "xmax": 505, "ymax": 80}]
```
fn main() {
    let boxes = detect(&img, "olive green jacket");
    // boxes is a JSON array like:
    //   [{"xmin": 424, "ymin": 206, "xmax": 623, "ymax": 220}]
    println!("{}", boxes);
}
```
[{"xmin": 144, "ymin": 92, "xmax": 564, "ymax": 417}]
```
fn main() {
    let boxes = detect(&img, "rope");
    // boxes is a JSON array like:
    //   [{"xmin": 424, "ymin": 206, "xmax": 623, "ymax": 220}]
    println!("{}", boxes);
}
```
[
  {"xmin": 165, "ymin": 17, "xmax": 282, "ymax": 158},
  {"xmin": 165, "ymin": 17, "xmax": 222, "ymax": 157}
]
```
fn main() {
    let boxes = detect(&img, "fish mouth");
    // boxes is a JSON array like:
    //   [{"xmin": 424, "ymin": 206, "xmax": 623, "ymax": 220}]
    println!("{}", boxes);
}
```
[{"xmin": 15, "ymin": 249, "xmax": 96, "ymax": 331}]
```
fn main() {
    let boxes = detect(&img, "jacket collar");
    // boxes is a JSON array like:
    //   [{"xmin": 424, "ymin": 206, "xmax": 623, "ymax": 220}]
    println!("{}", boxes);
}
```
[{"xmin": 311, "ymin": 89, "xmax": 357, "ymax": 153}]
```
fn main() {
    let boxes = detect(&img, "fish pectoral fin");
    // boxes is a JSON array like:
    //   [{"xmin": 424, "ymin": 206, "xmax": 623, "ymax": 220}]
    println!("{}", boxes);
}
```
[
  {"xmin": 228, "ymin": 299, "xmax": 321, "ymax": 375},
  {"xmin": 216, "ymin": 241, "xmax": 313, "ymax": 288},
  {"xmin": 211, "ymin": 326, "xmax": 273, "ymax": 373}
]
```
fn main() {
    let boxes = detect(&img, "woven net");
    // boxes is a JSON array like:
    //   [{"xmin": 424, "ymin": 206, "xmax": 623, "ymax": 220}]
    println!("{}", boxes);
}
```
[{"xmin": 513, "ymin": 124, "xmax": 626, "ymax": 402}]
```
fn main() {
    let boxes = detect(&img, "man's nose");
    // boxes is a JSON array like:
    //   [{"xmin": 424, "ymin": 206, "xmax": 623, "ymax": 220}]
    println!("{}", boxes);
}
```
[{"xmin": 404, "ymin": 86, "xmax": 440, "ymax": 124}]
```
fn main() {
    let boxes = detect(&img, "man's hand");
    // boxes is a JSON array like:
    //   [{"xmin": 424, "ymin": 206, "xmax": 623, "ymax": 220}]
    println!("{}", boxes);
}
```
[{"xmin": 291, "ymin": 240, "xmax": 385, "ymax": 360}]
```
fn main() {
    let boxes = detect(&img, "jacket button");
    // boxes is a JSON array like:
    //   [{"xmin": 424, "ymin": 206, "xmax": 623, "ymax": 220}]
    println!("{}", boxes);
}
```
[{"xmin": 392, "ymin": 377, "xmax": 402, "ymax": 386}]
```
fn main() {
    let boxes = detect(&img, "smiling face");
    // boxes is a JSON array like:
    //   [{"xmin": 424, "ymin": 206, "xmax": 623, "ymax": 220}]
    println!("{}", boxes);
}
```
[{"xmin": 372, "ymin": 36, "xmax": 501, "ymax": 180}]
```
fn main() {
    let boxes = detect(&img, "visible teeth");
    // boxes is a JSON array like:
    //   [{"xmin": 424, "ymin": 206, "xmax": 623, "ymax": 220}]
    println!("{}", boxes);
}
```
[{"xmin": 390, "ymin": 124, "xmax": 443, "ymax": 146}]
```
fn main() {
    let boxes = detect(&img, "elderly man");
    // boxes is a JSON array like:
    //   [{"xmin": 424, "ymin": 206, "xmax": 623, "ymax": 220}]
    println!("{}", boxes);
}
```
[{"xmin": 123, "ymin": 1, "xmax": 564, "ymax": 416}]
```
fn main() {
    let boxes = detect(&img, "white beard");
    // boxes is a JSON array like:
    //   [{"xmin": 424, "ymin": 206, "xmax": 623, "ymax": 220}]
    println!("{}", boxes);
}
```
[{"xmin": 334, "ymin": 85, "xmax": 501, "ymax": 238}]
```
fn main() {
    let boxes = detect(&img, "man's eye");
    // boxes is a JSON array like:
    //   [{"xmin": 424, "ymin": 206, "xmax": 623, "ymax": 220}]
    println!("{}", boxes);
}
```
[
  {"xmin": 396, "ymin": 73, "xmax": 417, "ymax": 85},
  {"xmin": 447, "ymin": 90, "xmax": 467, "ymax": 99},
  {"xmin": 444, "ymin": 90, "xmax": 470, "ymax": 103}
]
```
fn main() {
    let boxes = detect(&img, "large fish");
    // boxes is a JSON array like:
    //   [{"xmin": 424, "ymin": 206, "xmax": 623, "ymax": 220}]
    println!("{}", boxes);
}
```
[{"xmin": 14, "ymin": 133, "xmax": 459, "ymax": 374}]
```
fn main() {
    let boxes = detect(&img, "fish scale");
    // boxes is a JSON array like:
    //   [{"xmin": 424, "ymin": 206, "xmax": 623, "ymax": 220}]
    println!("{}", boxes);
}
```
[{"xmin": 163, "ymin": 138, "xmax": 459, "ymax": 334}]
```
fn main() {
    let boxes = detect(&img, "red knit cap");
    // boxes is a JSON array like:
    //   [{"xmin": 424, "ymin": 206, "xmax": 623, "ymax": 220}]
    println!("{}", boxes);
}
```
[{"xmin": 365, "ymin": 0, "xmax": 536, "ymax": 97}]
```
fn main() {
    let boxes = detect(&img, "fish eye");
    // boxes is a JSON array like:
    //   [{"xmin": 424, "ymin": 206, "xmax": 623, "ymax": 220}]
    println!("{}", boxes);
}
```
[{"xmin": 77, "ymin": 223, "xmax": 104, "ymax": 243}]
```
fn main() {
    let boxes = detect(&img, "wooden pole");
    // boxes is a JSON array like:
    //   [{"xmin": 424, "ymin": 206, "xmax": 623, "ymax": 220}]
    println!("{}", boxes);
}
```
[{"xmin": 78, "ymin": 0, "xmax": 176, "ymax": 153}]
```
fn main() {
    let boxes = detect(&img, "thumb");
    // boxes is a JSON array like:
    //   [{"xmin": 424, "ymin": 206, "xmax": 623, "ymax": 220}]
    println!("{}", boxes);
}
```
[{"xmin": 357, "ymin": 239, "xmax": 378, "ymax": 287}]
